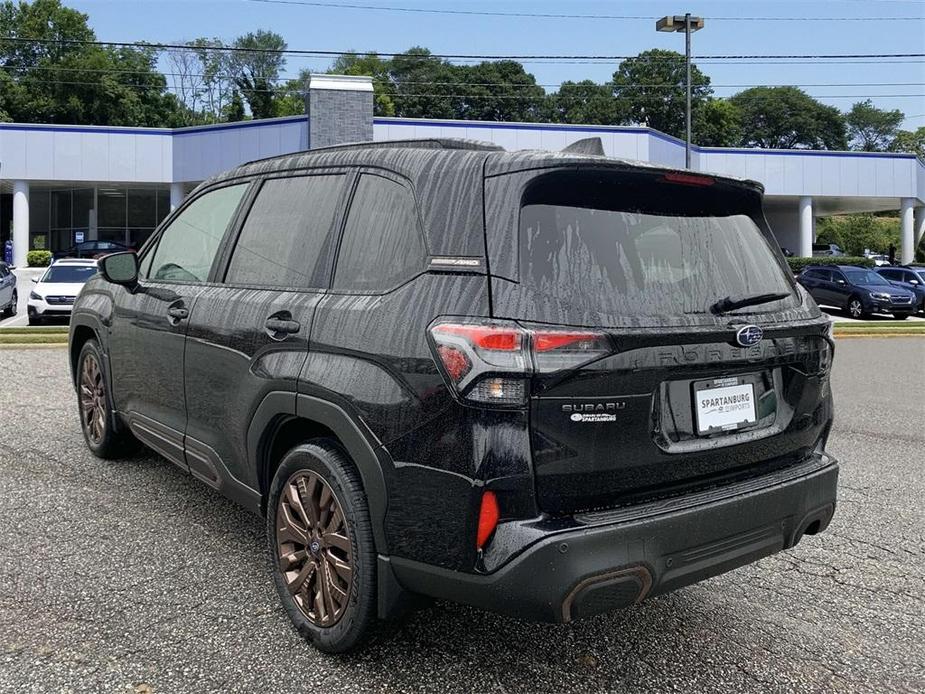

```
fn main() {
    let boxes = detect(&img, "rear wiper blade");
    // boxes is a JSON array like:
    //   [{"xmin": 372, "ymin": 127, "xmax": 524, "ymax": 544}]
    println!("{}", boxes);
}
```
[{"xmin": 711, "ymin": 291, "xmax": 789, "ymax": 314}]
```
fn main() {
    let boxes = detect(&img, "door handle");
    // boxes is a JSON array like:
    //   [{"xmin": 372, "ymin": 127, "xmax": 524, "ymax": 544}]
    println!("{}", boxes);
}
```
[
  {"xmin": 166, "ymin": 305, "xmax": 189, "ymax": 325},
  {"xmin": 265, "ymin": 314, "xmax": 301, "ymax": 339}
]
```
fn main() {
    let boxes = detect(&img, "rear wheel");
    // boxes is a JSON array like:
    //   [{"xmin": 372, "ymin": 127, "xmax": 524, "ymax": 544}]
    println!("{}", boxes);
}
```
[
  {"xmin": 847, "ymin": 297, "xmax": 867, "ymax": 320},
  {"xmin": 77, "ymin": 340, "xmax": 137, "ymax": 458},
  {"xmin": 267, "ymin": 441, "xmax": 376, "ymax": 653}
]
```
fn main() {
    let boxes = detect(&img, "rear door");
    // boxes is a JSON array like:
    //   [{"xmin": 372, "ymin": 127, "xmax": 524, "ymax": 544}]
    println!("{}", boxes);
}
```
[
  {"xmin": 182, "ymin": 171, "xmax": 349, "ymax": 493},
  {"xmin": 485, "ymin": 167, "xmax": 831, "ymax": 513}
]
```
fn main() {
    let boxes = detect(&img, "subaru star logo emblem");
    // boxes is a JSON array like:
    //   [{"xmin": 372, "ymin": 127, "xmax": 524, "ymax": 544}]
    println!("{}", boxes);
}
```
[{"xmin": 735, "ymin": 324, "xmax": 763, "ymax": 347}]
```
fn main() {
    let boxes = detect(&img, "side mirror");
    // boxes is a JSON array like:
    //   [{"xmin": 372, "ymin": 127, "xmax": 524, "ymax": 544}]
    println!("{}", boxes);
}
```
[
  {"xmin": 99, "ymin": 251, "xmax": 139, "ymax": 286},
  {"xmin": 910, "ymin": 279, "xmax": 920, "ymax": 285},
  {"xmin": 836, "ymin": 279, "xmax": 847, "ymax": 285},
  {"xmin": 31, "ymin": 277, "xmax": 38, "ymax": 283}
]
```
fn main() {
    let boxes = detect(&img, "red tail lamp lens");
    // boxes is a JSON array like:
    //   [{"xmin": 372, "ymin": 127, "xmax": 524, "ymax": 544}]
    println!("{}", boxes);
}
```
[
  {"xmin": 435, "ymin": 324, "xmax": 522, "ymax": 351},
  {"xmin": 533, "ymin": 331, "xmax": 606, "ymax": 352},
  {"xmin": 436, "ymin": 345, "xmax": 472, "ymax": 382},
  {"xmin": 476, "ymin": 490, "xmax": 500, "ymax": 549},
  {"xmin": 662, "ymin": 172, "xmax": 715, "ymax": 187}
]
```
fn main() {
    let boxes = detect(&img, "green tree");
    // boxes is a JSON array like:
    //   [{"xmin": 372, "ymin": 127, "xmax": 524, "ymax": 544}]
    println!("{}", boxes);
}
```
[
  {"xmin": 329, "ymin": 52, "xmax": 395, "ymax": 116},
  {"xmin": 730, "ymin": 86, "xmax": 847, "ymax": 150},
  {"xmin": 889, "ymin": 127, "xmax": 925, "ymax": 159},
  {"xmin": 388, "ymin": 47, "xmax": 459, "ymax": 119},
  {"xmin": 0, "ymin": 0, "xmax": 183, "ymax": 126},
  {"xmin": 816, "ymin": 214, "xmax": 900, "ymax": 256},
  {"xmin": 611, "ymin": 49, "xmax": 712, "ymax": 138},
  {"xmin": 224, "ymin": 89, "xmax": 245, "ymax": 122},
  {"xmin": 229, "ymin": 30, "xmax": 286, "ymax": 120},
  {"xmin": 845, "ymin": 99, "xmax": 904, "ymax": 151},
  {"xmin": 693, "ymin": 98, "xmax": 741, "ymax": 147},
  {"xmin": 453, "ymin": 60, "xmax": 545, "ymax": 122},
  {"xmin": 544, "ymin": 80, "xmax": 621, "ymax": 125}
]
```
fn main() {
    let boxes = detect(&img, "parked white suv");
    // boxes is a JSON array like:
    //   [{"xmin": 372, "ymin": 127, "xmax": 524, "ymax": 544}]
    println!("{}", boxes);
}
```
[{"xmin": 28, "ymin": 258, "xmax": 98, "ymax": 325}]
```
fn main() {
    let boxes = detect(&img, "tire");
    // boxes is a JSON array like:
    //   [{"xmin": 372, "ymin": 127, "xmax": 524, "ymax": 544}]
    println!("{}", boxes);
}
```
[
  {"xmin": 893, "ymin": 313, "xmax": 910, "ymax": 320},
  {"xmin": 847, "ymin": 297, "xmax": 868, "ymax": 320},
  {"xmin": 76, "ymin": 339, "xmax": 137, "ymax": 458},
  {"xmin": 1, "ymin": 291, "xmax": 15, "ymax": 318},
  {"xmin": 267, "ymin": 440, "xmax": 376, "ymax": 654},
  {"xmin": 27, "ymin": 313, "xmax": 42, "ymax": 326}
]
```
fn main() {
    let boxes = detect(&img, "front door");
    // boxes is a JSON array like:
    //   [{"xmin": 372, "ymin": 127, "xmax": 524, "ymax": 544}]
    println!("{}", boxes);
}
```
[
  {"xmin": 108, "ymin": 182, "xmax": 250, "ymax": 468},
  {"xmin": 182, "ymin": 172, "xmax": 349, "ymax": 493}
]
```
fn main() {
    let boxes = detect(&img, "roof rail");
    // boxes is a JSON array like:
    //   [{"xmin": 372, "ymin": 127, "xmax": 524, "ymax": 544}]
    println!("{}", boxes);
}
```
[{"xmin": 241, "ymin": 138, "xmax": 502, "ymax": 167}]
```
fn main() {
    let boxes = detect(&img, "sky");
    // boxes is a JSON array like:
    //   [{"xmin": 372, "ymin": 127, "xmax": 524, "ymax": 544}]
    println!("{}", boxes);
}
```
[{"xmin": 67, "ymin": 0, "xmax": 925, "ymax": 128}]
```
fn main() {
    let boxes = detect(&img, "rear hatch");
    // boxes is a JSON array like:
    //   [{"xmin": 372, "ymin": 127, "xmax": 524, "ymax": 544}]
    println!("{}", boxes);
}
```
[{"xmin": 484, "ymin": 165, "xmax": 832, "ymax": 514}]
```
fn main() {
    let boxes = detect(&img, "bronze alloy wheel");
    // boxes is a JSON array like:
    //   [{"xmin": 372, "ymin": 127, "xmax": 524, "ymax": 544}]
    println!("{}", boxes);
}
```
[
  {"xmin": 276, "ymin": 470, "xmax": 353, "ymax": 627},
  {"xmin": 79, "ymin": 353, "xmax": 107, "ymax": 445}
]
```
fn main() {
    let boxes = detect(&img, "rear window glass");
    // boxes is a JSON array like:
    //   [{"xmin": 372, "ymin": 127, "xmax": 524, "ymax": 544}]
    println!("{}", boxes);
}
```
[{"xmin": 518, "ymin": 173, "xmax": 796, "ymax": 323}]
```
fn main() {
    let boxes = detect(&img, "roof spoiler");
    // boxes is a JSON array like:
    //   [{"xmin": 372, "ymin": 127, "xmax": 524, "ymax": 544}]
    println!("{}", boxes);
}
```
[{"xmin": 562, "ymin": 137, "xmax": 605, "ymax": 156}]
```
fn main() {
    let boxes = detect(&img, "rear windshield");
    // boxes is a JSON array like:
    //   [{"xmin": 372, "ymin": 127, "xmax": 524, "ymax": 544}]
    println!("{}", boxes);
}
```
[
  {"xmin": 518, "ymin": 173, "xmax": 797, "ymax": 323},
  {"xmin": 42, "ymin": 265, "xmax": 97, "ymax": 283}
]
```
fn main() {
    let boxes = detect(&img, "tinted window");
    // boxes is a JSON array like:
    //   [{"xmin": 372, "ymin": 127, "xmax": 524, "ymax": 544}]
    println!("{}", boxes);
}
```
[
  {"xmin": 0, "ymin": 265, "xmax": 8, "ymax": 278},
  {"xmin": 226, "ymin": 175, "xmax": 345, "ymax": 288},
  {"xmin": 146, "ymin": 184, "xmax": 247, "ymax": 283},
  {"xmin": 41, "ymin": 265, "xmax": 97, "ymax": 283},
  {"xmin": 518, "ymin": 197, "xmax": 796, "ymax": 321},
  {"xmin": 333, "ymin": 174, "xmax": 424, "ymax": 291}
]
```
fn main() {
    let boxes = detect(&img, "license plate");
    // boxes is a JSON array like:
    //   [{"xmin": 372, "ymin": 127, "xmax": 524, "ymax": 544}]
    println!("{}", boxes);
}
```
[{"xmin": 694, "ymin": 380, "xmax": 757, "ymax": 434}]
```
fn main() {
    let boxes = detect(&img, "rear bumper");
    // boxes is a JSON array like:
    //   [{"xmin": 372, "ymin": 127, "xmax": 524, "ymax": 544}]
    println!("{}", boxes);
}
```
[{"xmin": 389, "ymin": 453, "xmax": 838, "ymax": 623}]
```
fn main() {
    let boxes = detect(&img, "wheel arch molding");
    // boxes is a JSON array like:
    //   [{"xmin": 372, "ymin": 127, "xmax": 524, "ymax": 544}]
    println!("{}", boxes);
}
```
[{"xmin": 248, "ymin": 391, "xmax": 390, "ymax": 555}]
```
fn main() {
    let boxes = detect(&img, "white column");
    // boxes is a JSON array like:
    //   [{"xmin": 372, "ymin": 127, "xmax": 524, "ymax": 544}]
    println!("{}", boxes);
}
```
[
  {"xmin": 914, "ymin": 206, "xmax": 925, "ymax": 250},
  {"xmin": 170, "ymin": 182, "xmax": 185, "ymax": 212},
  {"xmin": 900, "ymin": 198, "xmax": 914, "ymax": 264},
  {"xmin": 798, "ymin": 196, "xmax": 814, "ymax": 258},
  {"xmin": 12, "ymin": 180, "xmax": 29, "ymax": 268}
]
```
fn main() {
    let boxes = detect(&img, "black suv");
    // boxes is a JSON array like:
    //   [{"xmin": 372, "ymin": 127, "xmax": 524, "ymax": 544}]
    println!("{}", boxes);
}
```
[
  {"xmin": 69, "ymin": 139, "xmax": 838, "ymax": 653},
  {"xmin": 797, "ymin": 264, "xmax": 917, "ymax": 319}
]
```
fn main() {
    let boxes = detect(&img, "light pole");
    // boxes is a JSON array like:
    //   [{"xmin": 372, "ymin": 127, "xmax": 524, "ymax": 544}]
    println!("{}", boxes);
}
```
[{"xmin": 656, "ymin": 14, "xmax": 704, "ymax": 169}]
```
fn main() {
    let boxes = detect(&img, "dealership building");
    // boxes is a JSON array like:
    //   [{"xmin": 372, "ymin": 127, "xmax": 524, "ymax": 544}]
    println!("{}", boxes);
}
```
[{"xmin": 2, "ymin": 74, "xmax": 924, "ymax": 267}]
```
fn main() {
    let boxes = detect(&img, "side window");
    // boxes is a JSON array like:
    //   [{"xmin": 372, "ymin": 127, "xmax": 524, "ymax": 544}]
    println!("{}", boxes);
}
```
[
  {"xmin": 144, "ymin": 184, "xmax": 247, "ymax": 283},
  {"xmin": 831, "ymin": 270, "xmax": 845, "ymax": 283},
  {"xmin": 225, "ymin": 174, "xmax": 345, "ymax": 288},
  {"xmin": 332, "ymin": 174, "xmax": 425, "ymax": 292}
]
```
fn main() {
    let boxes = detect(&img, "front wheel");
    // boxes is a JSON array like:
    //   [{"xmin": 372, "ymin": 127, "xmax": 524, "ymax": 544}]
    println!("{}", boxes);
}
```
[
  {"xmin": 76, "ymin": 340, "xmax": 137, "ymax": 458},
  {"xmin": 847, "ymin": 297, "xmax": 868, "ymax": 320},
  {"xmin": 893, "ymin": 313, "xmax": 910, "ymax": 320},
  {"xmin": 27, "ymin": 313, "xmax": 42, "ymax": 325},
  {"xmin": 267, "ymin": 441, "xmax": 376, "ymax": 653}
]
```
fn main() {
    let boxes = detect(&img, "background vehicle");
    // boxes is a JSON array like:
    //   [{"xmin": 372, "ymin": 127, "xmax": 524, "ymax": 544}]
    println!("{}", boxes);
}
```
[
  {"xmin": 812, "ymin": 243, "xmax": 846, "ymax": 257},
  {"xmin": 798, "ymin": 264, "xmax": 916, "ymax": 319},
  {"xmin": 0, "ymin": 261, "xmax": 17, "ymax": 318},
  {"xmin": 53, "ymin": 240, "xmax": 130, "ymax": 261},
  {"xmin": 69, "ymin": 139, "xmax": 838, "ymax": 653},
  {"xmin": 866, "ymin": 254, "xmax": 892, "ymax": 267},
  {"xmin": 28, "ymin": 258, "xmax": 97, "ymax": 325},
  {"xmin": 876, "ymin": 266, "xmax": 925, "ymax": 312}
]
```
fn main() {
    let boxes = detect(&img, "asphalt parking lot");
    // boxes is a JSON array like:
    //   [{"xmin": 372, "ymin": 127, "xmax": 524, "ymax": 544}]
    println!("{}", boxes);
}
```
[{"xmin": 0, "ymin": 339, "xmax": 923, "ymax": 693}]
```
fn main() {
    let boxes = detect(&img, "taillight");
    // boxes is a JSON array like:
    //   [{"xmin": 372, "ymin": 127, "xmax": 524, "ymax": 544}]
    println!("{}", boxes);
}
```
[
  {"xmin": 428, "ymin": 319, "xmax": 612, "ymax": 406},
  {"xmin": 662, "ymin": 172, "xmax": 715, "ymax": 187}
]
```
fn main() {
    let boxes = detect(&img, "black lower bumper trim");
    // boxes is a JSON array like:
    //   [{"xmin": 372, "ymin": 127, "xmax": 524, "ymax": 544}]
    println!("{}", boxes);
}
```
[{"xmin": 389, "ymin": 456, "xmax": 838, "ymax": 623}]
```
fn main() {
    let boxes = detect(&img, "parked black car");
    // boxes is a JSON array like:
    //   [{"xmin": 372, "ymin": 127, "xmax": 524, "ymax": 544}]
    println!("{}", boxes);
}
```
[
  {"xmin": 875, "ymin": 265, "xmax": 925, "ymax": 313},
  {"xmin": 53, "ymin": 240, "xmax": 130, "ymax": 261},
  {"xmin": 0, "ymin": 261, "xmax": 17, "ymax": 318},
  {"xmin": 68, "ymin": 139, "xmax": 838, "ymax": 653},
  {"xmin": 798, "ymin": 264, "xmax": 917, "ymax": 319}
]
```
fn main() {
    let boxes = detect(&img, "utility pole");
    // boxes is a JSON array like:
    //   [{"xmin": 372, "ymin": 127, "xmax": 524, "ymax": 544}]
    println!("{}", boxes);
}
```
[{"xmin": 656, "ymin": 14, "xmax": 705, "ymax": 169}]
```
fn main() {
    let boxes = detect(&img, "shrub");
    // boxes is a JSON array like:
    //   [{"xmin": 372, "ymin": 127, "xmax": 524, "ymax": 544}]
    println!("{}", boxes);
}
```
[
  {"xmin": 786, "ymin": 256, "xmax": 874, "ymax": 273},
  {"xmin": 815, "ymin": 214, "xmax": 900, "ymax": 256},
  {"xmin": 26, "ymin": 250, "xmax": 52, "ymax": 267}
]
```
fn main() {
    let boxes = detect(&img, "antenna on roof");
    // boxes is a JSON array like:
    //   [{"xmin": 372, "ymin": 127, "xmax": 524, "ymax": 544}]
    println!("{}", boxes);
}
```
[{"xmin": 562, "ymin": 137, "xmax": 605, "ymax": 156}]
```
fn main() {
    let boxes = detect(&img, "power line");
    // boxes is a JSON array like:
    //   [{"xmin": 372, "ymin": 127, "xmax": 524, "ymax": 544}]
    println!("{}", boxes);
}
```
[
  {"xmin": 3, "ymin": 37, "xmax": 923, "ymax": 62},
  {"xmin": 241, "ymin": 0, "xmax": 925, "ymax": 22},
  {"xmin": 4, "ymin": 65, "xmax": 924, "ymax": 90}
]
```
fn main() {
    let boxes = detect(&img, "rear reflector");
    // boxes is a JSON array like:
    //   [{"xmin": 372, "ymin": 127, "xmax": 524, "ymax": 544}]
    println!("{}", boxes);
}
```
[{"xmin": 476, "ymin": 490, "xmax": 500, "ymax": 549}]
